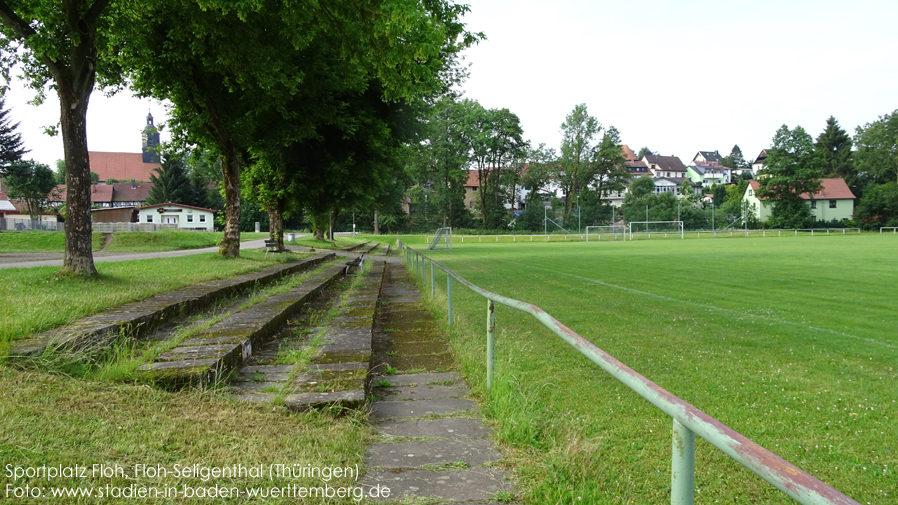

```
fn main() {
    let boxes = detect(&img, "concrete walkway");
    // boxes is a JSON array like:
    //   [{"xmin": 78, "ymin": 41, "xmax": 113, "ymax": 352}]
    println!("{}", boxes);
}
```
[{"xmin": 362, "ymin": 262, "xmax": 514, "ymax": 503}]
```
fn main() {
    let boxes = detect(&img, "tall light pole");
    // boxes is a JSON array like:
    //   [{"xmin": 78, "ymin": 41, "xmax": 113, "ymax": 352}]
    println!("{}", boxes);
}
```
[
  {"xmin": 576, "ymin": 195, "xmax": 580, "ymax": 237},
  {"xmin": 712, "ymin": 203, "xmax": 715, "ymax": 237},
  {"xmin": 544, "ymin": 205, "xmax": 548, "ymax": 238}
]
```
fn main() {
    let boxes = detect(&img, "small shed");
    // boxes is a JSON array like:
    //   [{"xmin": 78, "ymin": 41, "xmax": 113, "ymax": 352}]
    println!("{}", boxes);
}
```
[
  {"xmin": 91, "ymin": 206, "xmax": 138, "ymax": 223},
  {"xmin": 137, "ymin": 202, "xmax": 217, "ymax": 231}
]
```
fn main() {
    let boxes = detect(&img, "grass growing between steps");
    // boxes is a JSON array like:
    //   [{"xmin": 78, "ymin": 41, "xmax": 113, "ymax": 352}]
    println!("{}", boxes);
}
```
[
  {"xmin": 0, "ymin": 366, "xmax": 371, "ymax": 504},
  {"xmin": 411, "ymin": 236, "xmax": 898, "ymax": 505},
  {"xmin": 275, "ymin": 259, "xmax": 375, "ymax": 403},
  {"xmin": 78, "ymin": 261, "xmax": 339, "ymax": 383},
  {"xmin": 0, "ymin": 231, "xmax": 105, "ymax": 252},
  {"xmin": 0, "ymin": 250, "xmax": 314, "ymax": 345}
]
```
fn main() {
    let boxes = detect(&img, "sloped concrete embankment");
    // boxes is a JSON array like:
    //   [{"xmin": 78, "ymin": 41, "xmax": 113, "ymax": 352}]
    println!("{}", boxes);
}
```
[
  {"xmin": 229, "ymin": 261, "xmax": 386, "ymax": 410},
  {"xmin": 135, "ymin": 262, "xmax": 349, "ymax": 388},
  {"xmin": 8, "ymin": 253, "xmax": 337, "ymax": 360}
]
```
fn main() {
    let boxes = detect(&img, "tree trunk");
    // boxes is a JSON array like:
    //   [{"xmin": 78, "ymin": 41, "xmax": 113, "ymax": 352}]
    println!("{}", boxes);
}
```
[
  {"xmin": 266, "ymin": 203, "xmax": 284, "ymax": 250},
  {"xmin": 58, "ymin": 82, "xmax": 97, "ymax": 275},
  {"xmin": 218, "ymin": 147, "xmax": 241, "ymax": 257},
  {"xmin": 373, "ymin": 209, "xmax": 380, "ymax": 234},
  {"xmin": 311, "ymin": 212, "xmax": 328, "ymax": 240}
]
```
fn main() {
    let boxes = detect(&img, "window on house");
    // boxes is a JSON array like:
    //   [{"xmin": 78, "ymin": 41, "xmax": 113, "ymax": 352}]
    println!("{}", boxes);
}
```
[
  {"xmin": 829, "ymin": 200, "xmax": 837, "ymax": 208},
  {"xmin": 187, "ymin": 214, "xmax": 194, "ymax": 223},
  {"xmin": 469, "ymin": 201, "xmax": 474, "ymax": 209},
  {"xmin": 810, "ymin": 200, "xmax": 816, "ymax": 209},
  {"xmin": 748, "ymin": 189, "xmax": 753, "ymax": 196},
  {"xmin": 147, "ymin": 215, "xmax": 153, "ymax": 223},
  {"xmin": 199, "ymin": 215, "xmax": 206, "ymax": 223}
]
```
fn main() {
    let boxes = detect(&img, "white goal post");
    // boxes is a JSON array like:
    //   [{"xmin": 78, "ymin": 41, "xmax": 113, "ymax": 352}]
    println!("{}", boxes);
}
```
[
  {"xmin": 428, "ymin": 227, "xmax": 452, "ymax": 250},
  {"xmin": 628, "ymin": 221, "xmax": 684, "ymax": 240},
  {"xmin": 585, "ymin": 225, "xmax": 627, "ymax": 241}
]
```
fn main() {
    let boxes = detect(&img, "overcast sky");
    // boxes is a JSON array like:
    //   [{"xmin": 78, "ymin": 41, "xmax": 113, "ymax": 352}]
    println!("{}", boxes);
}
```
[{"xmin": 5, "ymin": 0, "xmax": 898, "ymax": 170}]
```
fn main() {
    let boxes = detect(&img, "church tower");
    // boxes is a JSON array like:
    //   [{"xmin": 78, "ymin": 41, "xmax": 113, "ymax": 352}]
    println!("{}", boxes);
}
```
[{"xmin": 141, "ymin": 112, "xmax": 160, "ymax": 163}]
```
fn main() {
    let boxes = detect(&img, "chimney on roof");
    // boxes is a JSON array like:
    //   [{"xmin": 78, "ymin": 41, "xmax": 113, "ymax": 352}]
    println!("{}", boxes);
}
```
[
  {"xmin": 92, "ymin": 184, "xmax": 96, "ymax": 193},
  {"xmin": 131, "ymin": 179, "xmax": 136, "ymax": 189}
]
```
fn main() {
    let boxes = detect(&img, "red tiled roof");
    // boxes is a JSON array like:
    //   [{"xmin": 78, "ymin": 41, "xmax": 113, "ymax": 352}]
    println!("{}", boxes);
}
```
[
  {"xmin": 111, "ymin": 182, "xmax": 152, "ymax": 203},
  {"xmin": 139, "ymin": 202, "xmax": 217, "ymax": 213},
  {"xmin": 52, "ymin": 184, "xmax": 115, "ymax": 204},
  {"xmin": 89, "ymin": 152, "xmax": 160, "ymax": 182},
  {"xmin": 748, "ymin": 178, "xmax": 856, "ymax": 200}
]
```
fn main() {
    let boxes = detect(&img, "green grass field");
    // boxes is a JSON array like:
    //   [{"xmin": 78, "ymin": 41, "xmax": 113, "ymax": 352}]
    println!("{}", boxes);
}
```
[{"xmin": 413, "ymin": 234, "xmax": 897, "ymax": 504}]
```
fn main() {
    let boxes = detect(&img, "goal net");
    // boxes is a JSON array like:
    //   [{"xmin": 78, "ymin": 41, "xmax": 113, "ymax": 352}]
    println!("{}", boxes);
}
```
[
  {"xmin": 428, "ymin": 227, "xmax": 452, "ymax": 250},
  {"xmin": 585, "ymin": 225, "xmax": 627, "ymax": 241},
  {"xmin": 627, "ymin": 221, "xmax": 684, "ymax": 240}
]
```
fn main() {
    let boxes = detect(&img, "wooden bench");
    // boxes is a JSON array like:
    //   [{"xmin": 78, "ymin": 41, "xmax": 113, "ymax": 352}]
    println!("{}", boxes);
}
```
[{"xmin": 264, "ymin": 239, "xmax": 288, "ymax": 258}]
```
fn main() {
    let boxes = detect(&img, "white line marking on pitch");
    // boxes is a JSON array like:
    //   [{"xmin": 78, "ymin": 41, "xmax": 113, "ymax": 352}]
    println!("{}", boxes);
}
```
[{"xmin": 485, "ymin": 256, "xmax": 897, "ymax": 350}]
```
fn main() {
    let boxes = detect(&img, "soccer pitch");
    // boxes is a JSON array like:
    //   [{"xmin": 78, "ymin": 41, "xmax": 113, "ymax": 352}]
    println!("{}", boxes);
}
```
[{"xmin": 422, "ymin": 234, "xmax": 897, "ymax": 504}]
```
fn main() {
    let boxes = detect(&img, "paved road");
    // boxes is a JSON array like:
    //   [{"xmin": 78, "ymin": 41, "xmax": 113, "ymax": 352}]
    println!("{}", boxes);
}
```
[{"xmin": 0, "ymin": 237, "xmax": 296, "ymax": 270}]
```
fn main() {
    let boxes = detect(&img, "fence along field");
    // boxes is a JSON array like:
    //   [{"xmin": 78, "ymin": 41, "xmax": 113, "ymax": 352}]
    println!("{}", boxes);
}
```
[{"xmin": 420, "ymin": 234, "xmax": 896, "ymax": 504}]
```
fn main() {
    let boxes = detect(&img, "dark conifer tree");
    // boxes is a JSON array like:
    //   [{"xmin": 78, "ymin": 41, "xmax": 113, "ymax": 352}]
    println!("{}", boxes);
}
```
[
  {"xmin": 0, "ymin": 99, "xmax": 29, "ymax": 176},
  {"xmin": 146, "ymin": 156, "xmax": 196, "ymax": 205},
  {"xmin": 815, "ymin": 116, "xmax": 854, "ymax": 181}
]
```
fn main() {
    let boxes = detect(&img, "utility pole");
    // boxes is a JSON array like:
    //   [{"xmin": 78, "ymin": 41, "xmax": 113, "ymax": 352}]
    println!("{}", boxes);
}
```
[
  {"xmin": 577, "ymin": 195, "xmax": 580, "ymax": 238},
  {"xmin": 712, "ymin": 203, "xmax": 715, "ymax": 237}
]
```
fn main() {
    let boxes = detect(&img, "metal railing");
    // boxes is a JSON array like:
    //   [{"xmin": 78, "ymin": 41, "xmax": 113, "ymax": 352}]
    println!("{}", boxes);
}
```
[
  {"xmin": 425, "ymin": 228, "xmax": 862, "ymax": 243},
  {"xmin": 398, "ymin": 241, "xmax": 860, "ymax": 505}
]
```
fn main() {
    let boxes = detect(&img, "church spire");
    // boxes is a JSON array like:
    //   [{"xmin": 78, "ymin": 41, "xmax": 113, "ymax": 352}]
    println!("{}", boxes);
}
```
[{"xmin": 142, "ymin": 110, "xmax": 160, "ymax": 164}]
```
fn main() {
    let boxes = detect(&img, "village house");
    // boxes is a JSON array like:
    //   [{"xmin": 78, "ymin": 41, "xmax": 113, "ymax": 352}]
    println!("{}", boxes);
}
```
[{"xmin": 743, "ymin": 178, "xmax": 856, "ymax": 224}]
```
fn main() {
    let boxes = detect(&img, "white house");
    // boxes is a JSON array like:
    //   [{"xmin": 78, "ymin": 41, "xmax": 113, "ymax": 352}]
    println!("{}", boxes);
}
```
[{"xmin": 137, "ymin": 202, "xmax": 217, "ymax": 231}]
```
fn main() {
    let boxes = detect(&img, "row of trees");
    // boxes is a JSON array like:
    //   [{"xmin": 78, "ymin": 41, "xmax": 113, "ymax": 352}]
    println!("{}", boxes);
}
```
[
  {"xmin": 0, "ymin": 0, "xmax": 480, "ymax": 275},
  {"xmin": 404, "ymin": 102, "xmax": 631, "ymax": 232},
  {"xmin": 756, "ymin": 114, "xmax": 898, "ymax": 229}
]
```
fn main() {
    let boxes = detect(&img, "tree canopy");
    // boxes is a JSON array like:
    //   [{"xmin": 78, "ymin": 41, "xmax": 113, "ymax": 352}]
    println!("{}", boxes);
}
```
[
  {"xmin": 757, "ymin": 124, "xmax": 823, "ymax": 229},
  {"xmin": 854, "ymin": 110, "xmax": 898, "ymax": 185},
  {"xmin": 0, "ymin": 0, "xmax": 129, "ymax": 274}
]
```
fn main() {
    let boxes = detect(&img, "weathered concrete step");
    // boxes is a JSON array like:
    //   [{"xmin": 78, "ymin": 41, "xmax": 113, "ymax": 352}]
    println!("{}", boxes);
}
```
[
  {"xmin": 8, "ymin": 253, "xmax": 336, "ymax": 359},
  {"xmin": 378, "ymin": 243, "xmax": 390, "ymax": 256},
  {"xmin": 382, "ymin": 372, "xmax": 462, "ymax": 387},
  {"xmin": 135, "ymin": 263, "xmax": 346, "ymax": 387},
  {"xmin": 372, "ymin": 398, "xmax": 477, "ymax": 419},
  {"xmin": 379, "ymin": 340, "xmax": 450, "ymax": 356},
  {"xmin": 373, "ymin": 384, "xmax": 468, "ymax": 401},
  {"xmin": 375, "ymin": 418, "xmax": 492, "ymax": 440},
  {"xmin": 341, "ymin": 241, "xmax": 371, "ymax": 252},
  {"xmin": 362, "ymin": 468, "xmax": 513, "ymax": 503},
  {"xmin": 366, "ymin": 439, "xmax": 503, "ymax": 469},
  {"xmin": 383, "ymin": 353, "xmax": 455, "ymax": 372}
]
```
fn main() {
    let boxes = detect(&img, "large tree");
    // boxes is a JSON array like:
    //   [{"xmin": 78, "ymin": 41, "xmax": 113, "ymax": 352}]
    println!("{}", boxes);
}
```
[
  {"xmin": 5, "ymin": 160, "xmax": 58, "ymax": 226},
  {"xmin": 0, "ymin": 0, "xmax": 126, "ymax": 274},
  {"xmin": 589, "ymin": 126, "xmax": 630, "ymax": 208},
  {"xmin": 720, "ymin": 144, "xmax": 746, "ymax": 169},
  {"xmin": 408, "ymin": 97, "xmax": 470, "ymax": 229},
  {"xmin": 122, "ymin": 0, "xmax": 479, "ymax": 257},
  {"xmin": 815, "ymin": 116, "xmax": 854, "ymax": 184},
  {"xmin": 757, "ymin": 125, "xmax": 823, "ymax": 229},
  {"xmin": 556, "ymin": 104, "xmax": 600, "ymax": 222},
  {"xmin": 146, "ymin": 156, "xmax": 199, "ymax": 206},
  {"xmin": 854, "ymin": 110, "xmax": 898, "ymax": 185}
]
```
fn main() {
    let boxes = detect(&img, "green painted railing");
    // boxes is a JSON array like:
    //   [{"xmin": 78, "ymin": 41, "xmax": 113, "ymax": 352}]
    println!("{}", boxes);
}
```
[{"xmin": 398, "ymin": 241, "xmax": 860, "ymax": 505}]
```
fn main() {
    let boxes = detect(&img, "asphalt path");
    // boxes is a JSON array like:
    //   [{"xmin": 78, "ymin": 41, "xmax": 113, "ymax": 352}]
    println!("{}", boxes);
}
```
[{"xmin": 0, "ymin": 237, "xmax": 305, "ymax": 270}]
